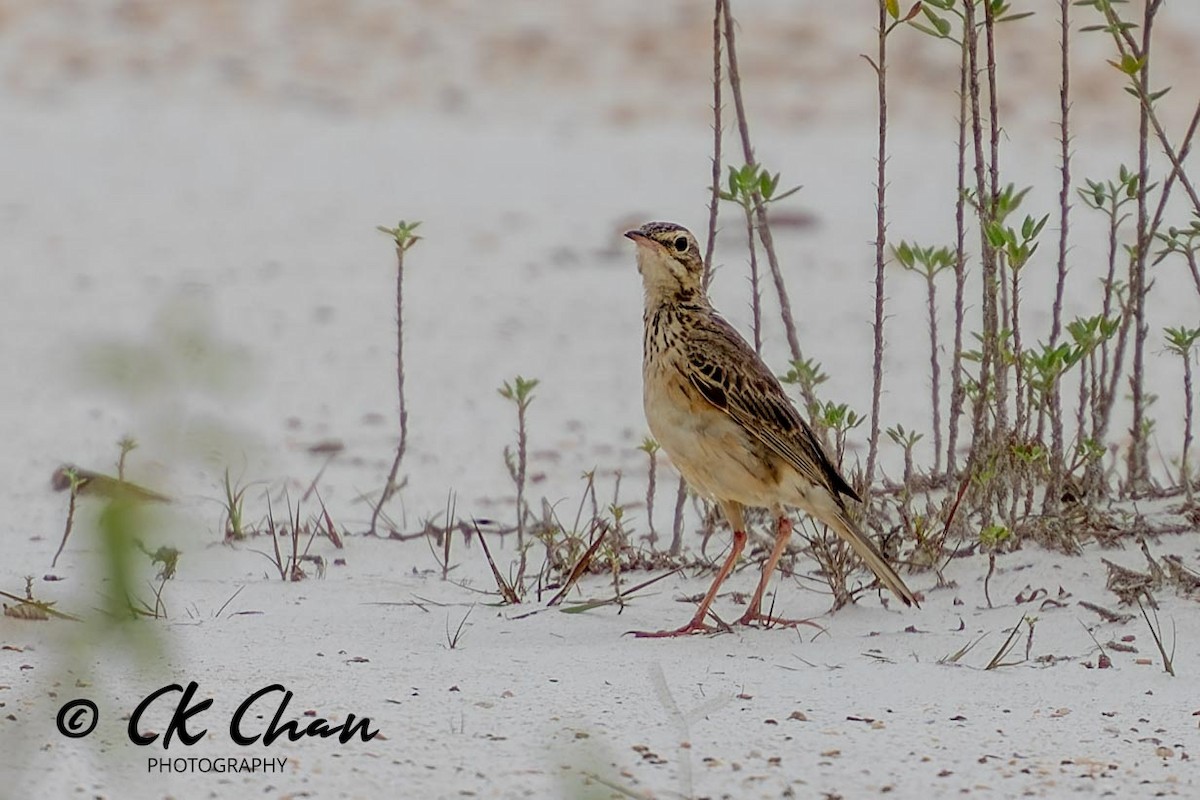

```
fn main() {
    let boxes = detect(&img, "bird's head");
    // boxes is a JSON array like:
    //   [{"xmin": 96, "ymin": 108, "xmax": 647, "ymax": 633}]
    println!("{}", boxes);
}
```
[{"xmin": 625, "ymin": 221, "xmax": 704, "ymax": 304}]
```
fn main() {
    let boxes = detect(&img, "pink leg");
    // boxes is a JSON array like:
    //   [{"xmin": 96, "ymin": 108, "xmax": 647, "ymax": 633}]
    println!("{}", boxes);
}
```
[
  {"xmin": 632, "ymin": 529, "xmax": 747, "ymax": 638},
  {"xmin": 736, "ymin": 516, "xmax": 820, "ymax": 630}
]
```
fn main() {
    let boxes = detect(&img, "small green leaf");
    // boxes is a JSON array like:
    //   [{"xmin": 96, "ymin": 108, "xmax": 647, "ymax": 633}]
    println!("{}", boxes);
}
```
[
  {"xmin": 1148, "ymin": 86, "xmax": 1172, "ymax": 103},
  {"xmin": 985, "ymin": 223, "xmax": 1008, "ymax": 249},
  {"xmin": 1114, "ymin": 54, "xmax": 1144, "ymax": 75}
]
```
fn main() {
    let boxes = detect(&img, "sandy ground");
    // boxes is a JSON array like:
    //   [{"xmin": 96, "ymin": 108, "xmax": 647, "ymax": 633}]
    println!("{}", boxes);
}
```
[{"xmin": 2, "ymin": 2, "xmax": 1200, "ymax": 798}]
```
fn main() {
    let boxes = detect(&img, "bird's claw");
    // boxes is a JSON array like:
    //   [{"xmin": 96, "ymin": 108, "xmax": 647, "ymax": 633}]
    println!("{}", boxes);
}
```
[
  {"xmin": 628, "ymin": 616, "xmax": 728, "ymax": 638},
  {"xmin": 735, "ymin": 610, "xmax": 823, "ymax": 631}
]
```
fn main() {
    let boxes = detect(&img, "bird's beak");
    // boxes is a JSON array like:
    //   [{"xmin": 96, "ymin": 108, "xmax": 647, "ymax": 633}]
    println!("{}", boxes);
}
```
[{"xmin": 625, "ymin": 230, "xmax": 652, "ymax": 246}]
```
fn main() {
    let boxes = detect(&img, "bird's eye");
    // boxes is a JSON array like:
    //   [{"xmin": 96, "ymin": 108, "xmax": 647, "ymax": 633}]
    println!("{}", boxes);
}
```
[{"xmin": 674, "ymin": 236, "xmax": 689, "ymax": 253}]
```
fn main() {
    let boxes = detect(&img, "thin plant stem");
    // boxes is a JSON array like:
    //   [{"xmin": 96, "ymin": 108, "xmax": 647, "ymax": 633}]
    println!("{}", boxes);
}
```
[
  {"xmin": 442, "ymin": 490, "xmax": 456, "ymax": 581},
  {"xmin": 743, "ymin": 203, "xmax": 763, "ymax": 354},
  {"xmin": 1125, "ymin": 0, "xmax": 1161, "ymax": 491},
  {"xmin": 645, "ymin": 447, "xmax": 658, "ymax": 547},
  {"xmin": 983, "ymin": 0, "xmax": 1007, "ymax": 441},
  {"xmin": 866, "ymin": 0, "xmax": 889, "ymax": 493},
  {"xmin": 1187, "ymin": 249, "xmax": 1200, "ymax": 300},
  {"xmin": 947, "ymin": 36, "xmax": 970, "ymax": 477},
  {"xmin": 51, "ymin": 477, "xmax": 81, "ymax": 569},
  {"xmin": 963, "ymin": 0, "xmax": 999, "ymax": 502},
  {"xmin": 516, "ymin": 398, "xmax": 529, "ymax": 548},
  {"xmin": 1091, "ymin": 201, "xmax": 1131, "ymax": 490},
  {"xmin": 703, "ymin": 0, "xmax": 724, "ymax": 290},
  {"xmin": 1045, "ymin": 378, "xmax": 1066, "ymax": 515},
  {"xmin": 1148, "ymin": 100, "xmax": 1200, "ymax": 258},
  {"xmin": 1075, "ymin": 349, "xmax": 1089, "ymax": 465},
  {"xmin": 1182, "ymin": 349, "xmax": 1195, "ymax": 502},
  {"xmin": 370, "ymin": 236, "xmax": 412, "ymax": 536},
  {"xmin": 670, "ymin": 475, "xmax": 687, "ymax": 557},
  {"xmin": 1010, "ymin": 264, "xmax": 1025, "ymax": 441},
  {"xmin": 1044, "ymin": 0, "xmax": 1073, "ymax": 514},
  {"xmin": 498, "ymin": 376, "xmax": 537, "ymax": 571},
  {"xmin": 926, "ymin": 271, "xmax": 943, "ymax": 475},
  {"xmin": 1103, "ymin": 2, "xmax": 1200, "ymax": 219},
  {"xmin": 721, "ymin": 0, "xmax": 805, "ymax": 371},
  {"xmin": 1050, "ymin": 0, "xmax": 1071, "ymax": 348}
]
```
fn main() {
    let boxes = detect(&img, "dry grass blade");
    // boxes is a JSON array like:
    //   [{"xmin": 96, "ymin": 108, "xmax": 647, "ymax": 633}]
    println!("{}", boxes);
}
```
[
  {"xmin": 0, "ymin": 588, "xmax": 82, "ymax": 622},
  {"xmin": 445, "ymin": 604, "xmax": 474, "ymax": 650},
  {"xmin": 577, "ymin": 771, "xmax": 652, "ymax": 800},
  {"xmin": 214, "ymin": 585, "xmax": 246, "ymax": 618},
  {"xmin": 475, "ymin": 521, "xmax": 520, "ymax": 605},
  {"xmin": 984, "ymin": 615, "xmax": 1028, "ymax": 670},
  {"xmin": 50, "ymin": 470, "xmax": 81, "ymax": 568},
  {"xmin": 1136, "ymin": 595, "xmax": 1176, "ymax": 676},
  {"xmin": 940, "ymin": 632, "xmax": 987, "ymax": 665},
  {"xmin": 547, "ymin": 521, "xmax": 606, "ymax": 607},
  {"xmin": 935, "ymin": 473, "xmax": 972, "ymax": 576},
  {"xmin": 313, "ymin": 488, "xmax": 344, "ymax": 549},
  {"xmin": 560, "ymin": 567, "xmax": 683, "ymax": 614},
  {"xmin": 442, "ymin": 490, "xmax": 456, "ymax": 581},
  {"xmin": 267, "ymin": 494, "xmax": 285, "ymax": 580},
  {"xmin": 301, "ymin": 450, "xmax": 336, "ymax": 503},
  {"xmin": 1079, "ymin": 620, "xmax": 1112, "ymax": 668},
  {"xmin": 1078, "ymin": 600, "xmax": 1134, "ymax": 624}
]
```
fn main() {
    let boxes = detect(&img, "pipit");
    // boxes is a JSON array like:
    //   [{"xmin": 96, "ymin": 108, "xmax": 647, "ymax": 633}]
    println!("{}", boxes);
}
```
[{"xmin": 626, "ymin": 221, "xmax": 918, "ymax": 637}]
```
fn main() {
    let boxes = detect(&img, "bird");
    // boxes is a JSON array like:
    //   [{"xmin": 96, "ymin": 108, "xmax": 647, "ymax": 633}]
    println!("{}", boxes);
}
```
[{"xmin": 626, "ymin": 221, "xmax": 918, "ymax": 636}]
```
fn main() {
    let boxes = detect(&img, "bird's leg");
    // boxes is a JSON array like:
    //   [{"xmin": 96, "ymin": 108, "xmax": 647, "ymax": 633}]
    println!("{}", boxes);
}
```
[
  {"xmin": 736, "ymin": 515, "xmax": 819, "ymax": 629},
  {"xmin": 631, "ymin": 529, "xmax": 746, "ymax": 637}
]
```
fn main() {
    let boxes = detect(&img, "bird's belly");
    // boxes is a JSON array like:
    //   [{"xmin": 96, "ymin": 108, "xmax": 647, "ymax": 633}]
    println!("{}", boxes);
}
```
[{"xmin": 643, "ymin": 365, "xmax": 780, "ymax": 507}]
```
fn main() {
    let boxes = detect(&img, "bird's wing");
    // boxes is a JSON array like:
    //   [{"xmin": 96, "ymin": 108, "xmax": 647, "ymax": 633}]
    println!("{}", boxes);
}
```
[{"xmin": 683, "ymin": 312, "xmax": 860, "ymax": 503}]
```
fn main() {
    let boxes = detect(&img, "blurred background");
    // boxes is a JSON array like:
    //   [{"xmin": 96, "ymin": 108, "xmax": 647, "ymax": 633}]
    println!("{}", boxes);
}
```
[
  {"xmin": 4, "ymin": 1, "xmax": 1199, "ymax": 126},
  {"xmin": 3, "ymin": 0, "xmax": 1200, "ymax": 523}
]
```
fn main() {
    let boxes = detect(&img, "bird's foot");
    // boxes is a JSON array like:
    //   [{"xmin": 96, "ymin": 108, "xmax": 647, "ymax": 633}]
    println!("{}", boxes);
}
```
[
  {"xmin": 628, "ymin": 614, "xmax": 728, "ymax": 638},
  {"xmin": 735, "ymin": 609, "xmax": 823, "ymax": 631}
]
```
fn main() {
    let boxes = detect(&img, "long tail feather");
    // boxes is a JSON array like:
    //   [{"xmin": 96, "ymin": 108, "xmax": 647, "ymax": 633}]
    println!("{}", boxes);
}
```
[{"xmin": 826, "ymin": 511, "xmax": 919, "ymax": 608}]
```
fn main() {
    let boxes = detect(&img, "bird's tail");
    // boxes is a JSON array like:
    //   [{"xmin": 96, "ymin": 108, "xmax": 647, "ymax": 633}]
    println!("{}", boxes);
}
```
[{"xmin": 826, "ymin": 510, "xmax": 919, "ymax": 608}]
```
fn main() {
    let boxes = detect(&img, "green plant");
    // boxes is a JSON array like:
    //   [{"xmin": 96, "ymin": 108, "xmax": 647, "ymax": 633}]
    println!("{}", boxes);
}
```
[
  {"xmin": 370, "ymin": 219, "xmax": 422, "ymax": 536},
  {"xmin": 499, "ymin": 375, "xmax": 540, "ymax": 555},
  {"xmin": 116, "ymin": 436, "xmax": 137, "ymax": 479},
  {"xmin": 892, "ymin": 242, "xmax": 955, "ymax": 473},
  {"xmin": 1155, "ymin": 218, "xmax": 1200, "ymax": 297},
  {"xmin": 638, "ymin": 438, "xmax": 661, "ymax": 547},
  {"xmin": 719, "ymin": 0, "xmax": 806, "ymax": 383},
  {"xmin": 221, "ymin": 467, "xmax": 248, "ymax": 542},
  {"xmin": 886, "ymin": 424, "xmax": 924, "ymax": 494},
  {"xmin": 720, "ymin": 163, "xmax": 800, "ymax": 354},
  {"xmin": 984, "ymin": 615, "xmax": 1036, "ymax": 671},
  {"xmin": 979, "ymin": 522, "xmax": 1011, "ymax": 609},
  {"xmin": 861, "ymin": 0, "xmax": 921, "ymax": 497},
  {"xmin": 1164, "ymin": 326, "xmax": 1200, "ymax": 500},
  {"xmin": 1079, "ymin": 0, "xmax": 1200, "ymax": 489},
  {"xmin": 820, "ymin": 401, "xmax": 865, "ymax": 468},
  {"xmin": 779, "ymin": 354, "xmax": 829, "ymax": 425},
  {"xmin": 50, "ymin": 467, "xmax": 83, "ymax": 569}
]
